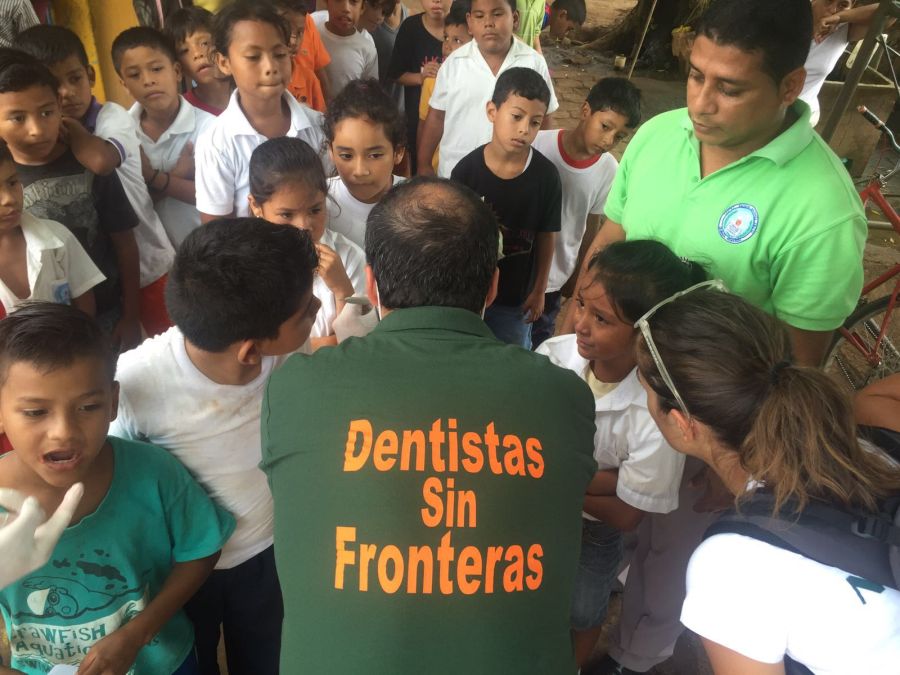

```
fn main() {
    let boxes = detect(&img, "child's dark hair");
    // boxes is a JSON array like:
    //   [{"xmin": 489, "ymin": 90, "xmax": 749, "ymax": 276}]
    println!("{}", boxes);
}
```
[
  {"xmin": 584, "ymin": 240, "xmax": 707, "ymax": 325},
  {"xmin": 250, "ymin": 137, "xmax": 327, "ymax": 206},
  {"xmin": 0, "ymin": 48, "xmax": 59, "ymax": 96},
  {"xmin": 213, "ymin": 1, "xmax": 291, "ymax": 57},
  {"xmin": 470, "ymin": 0, "xmax": 516, "ymax": 15},
  {"xmin": 445, "ymin": 2, "xmax": 469, "ymax": 28},
  {"xmin": 586, "ymin": 77, "xmax": 642, "ymax": 129},
  {"xmin": 0, "ymin": 302, "xmax": 116, "ymax": 384},
  {"xmin": 551, "ymin": 0, "xmax": 586, "ymax": 26},
  {"xmin": 112, "ymin": 27, "xmax": 178, "ymax": 75},
  {"xmin": 166, "ymin": 218, "xmax": 318, "ymax": 352},
  {"xmin": 491, "ymin": 67, "xmax": 550, "ymax": 109},
  {"xmin": 17, "ymin": 25, "xmax": 89, "ymax": 68},
  {"xmin": 324, "ymin": 79, "xmax": 406, "ymax": 148},
  {"xmin": 164, "ymin": 6, "xmax": 215, "ymax": 47},
  {"xmin": 269, "ymin": 0, "xmax": 309, "ymax": 14}
]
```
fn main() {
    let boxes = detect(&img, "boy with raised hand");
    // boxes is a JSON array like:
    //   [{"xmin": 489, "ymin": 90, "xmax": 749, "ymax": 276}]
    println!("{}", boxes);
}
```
[
  {"xmin": 0, "ymin": 302, "xmax": 234, "ymax": 675},
  {"xmin": 0, "ymin": 50, "xmax": 140, "ymax": 348},
  {"xmin": 111, "ymin": 218, "xmax": 321, "ymax": 675},
  {"xmin": 451, "ymin": 67, "xmax": 561, "ymax": 349},
  {"xmin": 112, "ymin": 26, "xmax": 215, "ymax": 248},
  {"xmin": 419, "ymin": 0, "xmax": 558, "ymax": 178},
  {"xmin": 18, "ymin": 25, "xmax": 177, "ymax": 341},
  {"xmin": 164, "ymin": 6, "xmax": 233, "ymax": 116},
  {"xmin": 530, "ymin": 76, "xmax": 641, "ymax": 348}
]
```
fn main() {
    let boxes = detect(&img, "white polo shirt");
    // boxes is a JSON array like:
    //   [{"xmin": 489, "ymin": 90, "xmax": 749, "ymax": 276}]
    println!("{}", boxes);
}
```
[
  {"xmin": 311, "ymin": 228, "xmax": 366, "ymax": 338},
  {"xmin": 537, "ymin": 334, "xmax": 684, "ymax": 515},
  {"xmin": 311, "ymin": 10, "xmax": 379, "ymax": 97},
  {"xmin": 0, "ymin": 212, "xmax": 105, "ymax": 312},
  {"xmin": 195, "ymin": 90, "xmax": 331, "ymax": 218},
  {"xmin": 682, "ymin": 533, "xmax": 900, "ymax": 674},
  {"xmin": 532, "ymin": 129, "xmax": 618, "ymax": 292},
  {"xmin": 325, "ymin": 174, "xmax": 404, "ymax": 248},
  {"xmin": 95, "ymin": 102, "xmax": 175, "ymax": 287},
  {"xmin": 800, "ymin": 23, "xmax": 850, "ymax": 126},
  {"xmin": 130, "ymin": 96, "xmax": 214, "ymax": 247},
  {"xmin": 429, "ymin": 38, "xmax": 558, "ymax": 177}
]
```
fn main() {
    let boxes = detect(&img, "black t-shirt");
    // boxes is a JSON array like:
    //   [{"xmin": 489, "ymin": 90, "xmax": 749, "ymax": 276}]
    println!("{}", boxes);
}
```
[
  {"xmin": 452, "ymin": 145, "xmax": 562, "ymax": 307},
  {"xmin": 387, "ymin": 14, "xmax": 442, "ymax": 131},
  {"xmin": 17, "ymin": 149, "xmax": 139, "ymax": 314}
]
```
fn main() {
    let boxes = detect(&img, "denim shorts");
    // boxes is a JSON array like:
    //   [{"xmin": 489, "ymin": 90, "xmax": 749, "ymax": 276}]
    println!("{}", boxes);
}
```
[{"xmin": 570, "ymin": 518, "xmax": 624, "ymax": 631}]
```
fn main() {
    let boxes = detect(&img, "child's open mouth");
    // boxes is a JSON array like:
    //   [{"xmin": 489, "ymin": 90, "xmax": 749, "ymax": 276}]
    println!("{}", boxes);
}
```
[{"xmin": 42, "ymin": 449, "xmax": 80, "ymax": 469}]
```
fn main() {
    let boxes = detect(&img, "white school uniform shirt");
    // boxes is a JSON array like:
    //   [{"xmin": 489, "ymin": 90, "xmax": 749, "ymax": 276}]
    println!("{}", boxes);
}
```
[
  {"xmin": 311, "ymin": 11, "xmax": 379, "ymax": 97},
  {"xmin": 95, "ymin": 102, "xmax": 175, "ymax": 287},
  {"xmin": 326, "ymin": 174, "xmax": 404, "ymax": 248},
  {"xmin": 195, "ymin": 90, "xmax": 331, "ymax": 218},
  {"xmin": 800, "ymin": 23, "xmax": 850, "ymax": 126},
  {"xmin": 0, "ymin": 212, "xmax": 105, "ymax": 312},
  {"xmin": 537, "ymin": 334, "xmax": 684, "ymax": 516},
  {"xmin": 130, "ymin": 96, "xmax": 214, "ymax": 247},
  {"xmin": 682, "ymin": 532, "xmax": 900, "ymax": 674},
  {"xmin": 311, "ymin": 228, "xmax": 366, "ymax": 338},
  {"xmin": 110, "ymin": 327, "xmax": 311, "ymax": 570},
  {"xmin": 532, "ymin": 130, "xmax": 618, "ymax": 292},
  {"xmin": 429, "ymin": 38, "xmax": 558, "ymax": 177}
]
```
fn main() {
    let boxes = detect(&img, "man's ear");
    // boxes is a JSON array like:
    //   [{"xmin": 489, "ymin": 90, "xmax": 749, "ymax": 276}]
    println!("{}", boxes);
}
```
[
  {"xmin": 236, "ymin": 339, "xmax": 264, "ymax": 367},
  {"xmin": 365, "ymin": 265, "xmax": 378, "ymax": 307},
  {"xmin": 484, "ymin": 268, "xmax": 499, "ymax": 310},
  {"xmin": 780, "ymin": 66, "xmax": 806, "ymax": 106}
]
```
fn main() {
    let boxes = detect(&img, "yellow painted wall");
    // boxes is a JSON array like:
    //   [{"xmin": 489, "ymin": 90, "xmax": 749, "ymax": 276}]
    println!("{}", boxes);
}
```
[{"xmin": 52, "ymin": 0, "xmax": 139, "ymax": 107}]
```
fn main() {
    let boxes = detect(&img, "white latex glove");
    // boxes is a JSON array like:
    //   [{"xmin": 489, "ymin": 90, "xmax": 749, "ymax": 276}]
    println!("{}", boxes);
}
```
[
  {"xmin": 0, "ymin": 483, "xmax": 84, "ymax": 589},
  {"xmin": 333, "ymin": 296, "xmax": 379, "ymax": 342}
]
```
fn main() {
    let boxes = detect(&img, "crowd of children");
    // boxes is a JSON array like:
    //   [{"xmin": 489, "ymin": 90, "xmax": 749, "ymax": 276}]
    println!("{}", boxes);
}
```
[{"xmin": 0, "ymin": 0, "xmax": 897, "ymax": 673}]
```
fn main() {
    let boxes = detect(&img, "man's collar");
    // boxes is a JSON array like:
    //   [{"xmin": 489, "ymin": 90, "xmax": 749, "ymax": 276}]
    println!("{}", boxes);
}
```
[{"xmin": 373, "ymin": 306, "xmax": 495, "ymax": 339}]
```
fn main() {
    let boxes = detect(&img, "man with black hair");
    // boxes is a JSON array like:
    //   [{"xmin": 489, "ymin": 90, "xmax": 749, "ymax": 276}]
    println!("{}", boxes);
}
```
[
  {"xmin": 567, "ymin": 2, "xmax": 867, "ymax": 673},
  {"xmin": 261, "ymin": 176, "xmax": 596, "ymax": 675}
]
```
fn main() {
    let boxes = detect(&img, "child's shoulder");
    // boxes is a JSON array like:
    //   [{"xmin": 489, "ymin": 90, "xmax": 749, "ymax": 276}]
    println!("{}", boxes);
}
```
[
  {"xmin": 96, "ymin": 100, "xmax": 138, "ymax": 134},
  {"xmin": 116, "ymin": 327, "xmax": 181, "ymax": 384}
]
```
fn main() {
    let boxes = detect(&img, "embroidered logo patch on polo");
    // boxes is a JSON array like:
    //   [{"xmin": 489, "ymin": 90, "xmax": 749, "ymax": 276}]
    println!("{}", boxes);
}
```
[{"xmin": 717, "ymin": 203, "xmax": 759, "ymax": 244}]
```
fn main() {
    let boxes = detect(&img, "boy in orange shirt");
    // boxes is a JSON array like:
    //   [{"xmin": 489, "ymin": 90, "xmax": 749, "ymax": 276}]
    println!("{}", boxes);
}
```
[{"xmin": 274, "ymin": 0, "xmax": 327, "ymax": 111}]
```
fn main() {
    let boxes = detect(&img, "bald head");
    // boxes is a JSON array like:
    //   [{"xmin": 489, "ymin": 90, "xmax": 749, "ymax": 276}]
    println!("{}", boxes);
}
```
[{"xmin": 365, "ymin": 177, "xmax": 500, "ymax": 313}]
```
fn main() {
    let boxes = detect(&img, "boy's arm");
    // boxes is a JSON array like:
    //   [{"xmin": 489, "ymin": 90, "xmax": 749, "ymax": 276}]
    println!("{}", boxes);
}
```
[
  {"xmin": 315, "ymin": 67, "xmax": 331, "ymax": 102},
  {"xmin": 60, "ymin": 118, "xmax": 121, "ymax": 176},
  {"xmin": 76, "ymin": 553, "xmax": 220, "ymax": 675},
  {"xmin": 586, "ymin": 469, "xmax": 619, "ymax": 496},
  {"xmin": 109, "ymin": 229, "xmax": 142, "ymax": 351},
  {"xmin": 142, "ymin": 144, "xmax": 197, "ymax": 205},
  {"xmin": 417, "ymin": 107, "xmax": 444, "ymax": 176},
  {"xmin": 522, "ymin": 230, "xmax": 555, "ymax": 323},
  {"xmin": 582, "ymin": 495, "xmax": 644, "ymax": 532}
]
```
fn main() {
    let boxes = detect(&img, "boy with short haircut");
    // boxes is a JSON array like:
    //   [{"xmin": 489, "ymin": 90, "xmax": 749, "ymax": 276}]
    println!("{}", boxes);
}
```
[
  {"xmin": 0, "ymin": 50, "xmax": 141, "ymax": 347},
  {"xmin": 0, "ymin": 142, "xmax": 104, "ymax": 317},
  {"xmin": 545, "ymin": 0, "xmax": 587, "ymax": 41},
  {"xmin": 18, "ymin": 26, "xmax": 177, "ymax": 340},
  {"xmin": 271, "ymin": 0, "xmax": 327, "ymax": 112},
  {"xmin": 530, "ymin": 76, "xmax": 641, "ymax": 348},
  {"xmin": 417, "ymin": 1, "xmax": 472, "ymax": 173},
  {"xmin": 311, "ymin": 0, "xmax": 379, "ymax": 98},
  {"xmin": 164, "ymin": 6, "xmax": 233, "ymax": 116},
  {"xmin": 451, "ymin": 67, "xmax": 561, "ymax": 348},
  {"xmin": 420, "ymin": 0, "xmax": 558, "ymax": 177},
  {"xmin": 0, "ymin": 302, "xmax": 234, "ymax": 675},
  {"xmin": 111, "ymin": 218, "xmax": 321, "ymax": 675},
  {"xmin": 112, "ymin": 27, "xmax": 214, "ymax": 247}
]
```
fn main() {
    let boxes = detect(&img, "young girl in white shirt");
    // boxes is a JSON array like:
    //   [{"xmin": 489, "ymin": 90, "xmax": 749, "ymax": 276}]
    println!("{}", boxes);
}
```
[
  {"xmin": 537, "ymin": 239, "xmax": 706, "ymax": 668},
  {"xmin": 249, "ymin": 136, "xmax": 365, "ymax": 349},
  {"xmin": 636, "ymin": 287, "xmax": 900, "ymax": 675},
  {"xmin": 323, "ymin": 78, "xmax": 406, "ymax": 248}
]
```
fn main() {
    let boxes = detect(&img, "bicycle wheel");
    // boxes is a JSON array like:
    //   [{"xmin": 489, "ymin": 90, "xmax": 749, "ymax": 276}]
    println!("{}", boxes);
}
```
[{"xmin": 825, "ymin": 295, "xmax": 900, "ymax": 392}]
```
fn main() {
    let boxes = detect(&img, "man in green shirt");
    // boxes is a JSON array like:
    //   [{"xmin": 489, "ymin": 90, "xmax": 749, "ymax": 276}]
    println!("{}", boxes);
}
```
[
  {"xmin": 564, "ymin": 0, "xmax": 865, "ymax": 369},
  {"xmin": 261, "ymin": 177, "xmax": 597, "ymax": 674}
]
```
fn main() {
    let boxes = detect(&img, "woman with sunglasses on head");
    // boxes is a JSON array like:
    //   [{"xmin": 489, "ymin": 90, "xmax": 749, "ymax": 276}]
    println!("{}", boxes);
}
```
[
  {"xmin": 537, "ymin": 239, "xmax": 706, "ymax": 668},
  {"xmin": 636, "ymin": 288, "xmax": 900, "ymax": 675}
]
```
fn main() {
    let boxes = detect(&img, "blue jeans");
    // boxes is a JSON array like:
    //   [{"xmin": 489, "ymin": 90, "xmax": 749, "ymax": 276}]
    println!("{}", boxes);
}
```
[
  {"xmin": 484, "ymin": 303, "xmax": 532, "ymax": 349},
  {"xmin": 571, "ymin": 519, "xmax": 624, "ymax": 631},
  {"xmin": 531, "ymin": 291, "xmax": 562, "ymax": 350}
]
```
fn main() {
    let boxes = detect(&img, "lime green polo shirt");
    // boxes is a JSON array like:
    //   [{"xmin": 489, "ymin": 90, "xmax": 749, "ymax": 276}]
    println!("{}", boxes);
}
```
[
  {"xmin": 604, "ymin": 102, "xmax": 866, "ymax": 331},
  {"xmin": 261, "ymin": 306, "xmax": 597, "ymax": 674}
]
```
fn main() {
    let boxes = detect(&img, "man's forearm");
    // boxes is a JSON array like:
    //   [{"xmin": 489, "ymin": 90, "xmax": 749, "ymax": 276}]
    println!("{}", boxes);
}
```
[{"xmin": 787, "ymin": 325, "xmax": 833, "ymax": 368}]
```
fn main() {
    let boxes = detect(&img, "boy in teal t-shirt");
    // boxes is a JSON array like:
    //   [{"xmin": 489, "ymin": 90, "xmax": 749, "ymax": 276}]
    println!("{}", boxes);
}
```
[{"xmin": 0, "ymin": 303, "xmax": 234, "ymax": 675}]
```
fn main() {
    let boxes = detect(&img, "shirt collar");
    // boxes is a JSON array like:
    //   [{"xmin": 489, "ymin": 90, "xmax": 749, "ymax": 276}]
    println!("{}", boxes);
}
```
[
  {"xmin": 679, "ymin": 100, "xmax": 814, "ymax": 168},
  {"xmin": 222, "ymin": 89, "xmax": 315, "ymax": 138},
  {"xmin": 20, "ymin": 212, "xmax": 65, "ymax": 253},
  {"xmin": 373, "ymin": 306, "xmax": 495, "ymax": 339},
  {"xmin": 129, "ymin": 96, "xmax": 197, "ymax": 142},
  {"xmin": 81, "ymin": 96, "xmax": 103, "ymax": 132}
]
